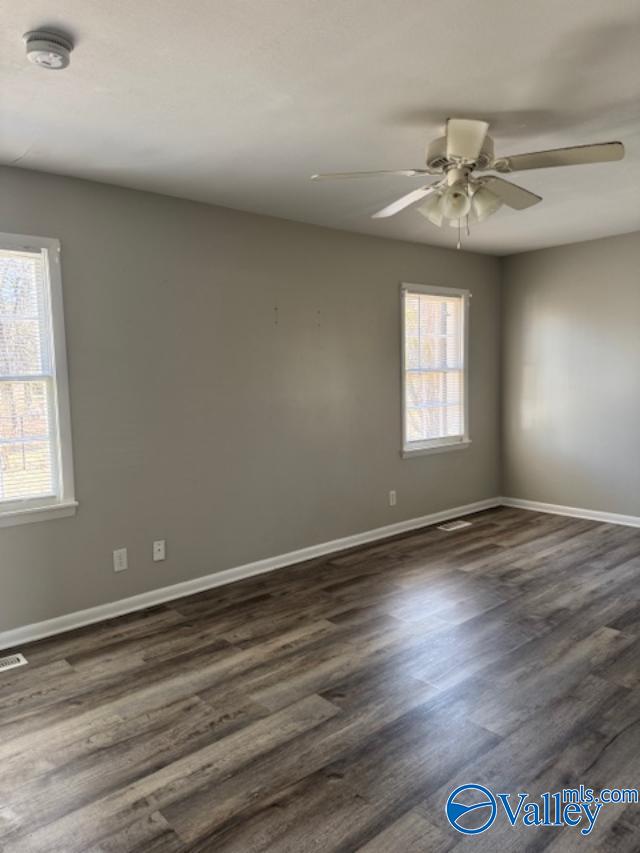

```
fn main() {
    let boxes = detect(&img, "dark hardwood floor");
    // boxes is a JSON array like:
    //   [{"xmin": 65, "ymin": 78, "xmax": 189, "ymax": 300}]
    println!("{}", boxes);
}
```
[{"xmin": 2, "ymin": 507, "xmax": 640, "ymax": 851}]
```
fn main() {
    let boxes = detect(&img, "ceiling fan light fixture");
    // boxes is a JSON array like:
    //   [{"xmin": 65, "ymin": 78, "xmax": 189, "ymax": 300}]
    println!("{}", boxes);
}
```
[
  {"xmin": 417, "ymin": 193, "xmax": 444, "ymax": 227},
  {"xmin": 471, "ymin": 186, "xmax": 502, "ymax": 222},
  {"xmin": 440, "ymin": 182, "xmax": 471, "ymax": 220}
]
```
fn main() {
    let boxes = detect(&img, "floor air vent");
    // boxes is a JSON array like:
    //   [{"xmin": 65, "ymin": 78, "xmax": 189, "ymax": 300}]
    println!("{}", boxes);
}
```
[
  {"xmin": 0, "ymin": 653, "xmax": 28, "ymax": 673},
  {"xmin": 437, "ymin": 519, "xmax": 473, "ymax": 532}
]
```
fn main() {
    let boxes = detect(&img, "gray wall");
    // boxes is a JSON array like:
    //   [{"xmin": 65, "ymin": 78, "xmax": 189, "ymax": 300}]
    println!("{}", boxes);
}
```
[
  {"xmin": 0, "ymin": 167, "xmax": 501, "ymax": 632},
  {"xmin": 502, "ymin": 231, "xmax": 640, "ymax": 515}
]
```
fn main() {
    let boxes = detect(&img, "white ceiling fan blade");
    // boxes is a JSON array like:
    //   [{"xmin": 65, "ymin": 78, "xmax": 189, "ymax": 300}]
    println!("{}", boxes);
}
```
[
  {"xmin": 311, "ymin": 169, "xmax": 430, "ymax": 180},
  {"xmin": 496, "ymin": 141, "xmax": 624, "ymax": 173},
  {"xmin": 446, "ymin": 118, "xmax": 489, "ymax": 162},
  {"xmin": 371, "ymin": 185, "xmax": 438, "ymax": 219},
  {"xmin": 482, "ymin": 177, "xmax": 542, "ymax": 210}
]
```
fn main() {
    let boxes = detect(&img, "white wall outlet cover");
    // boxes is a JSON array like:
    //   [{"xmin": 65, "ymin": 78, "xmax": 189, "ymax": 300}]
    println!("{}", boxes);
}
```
[
  {"xmin": 389, "ymin": 490, "xmax": 397, "ymax": 506},
  {"xmin": 113, "ymin": 548, "xmax": 128, "ymax": 572},
  {"xmin": 153, "ymin": 540, "xmax": 166, "ymax": 561}
]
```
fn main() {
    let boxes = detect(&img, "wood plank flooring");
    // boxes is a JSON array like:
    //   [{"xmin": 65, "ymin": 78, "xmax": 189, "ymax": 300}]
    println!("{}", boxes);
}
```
[{"xmin": 2, "ymin": 507, "xmax": 640, "ymax": 851}]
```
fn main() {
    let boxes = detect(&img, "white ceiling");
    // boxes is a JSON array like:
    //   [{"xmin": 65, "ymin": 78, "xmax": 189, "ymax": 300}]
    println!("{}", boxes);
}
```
[{"xmin": 1, "ymin": 0, "xmax": 639, "ymax": 255}]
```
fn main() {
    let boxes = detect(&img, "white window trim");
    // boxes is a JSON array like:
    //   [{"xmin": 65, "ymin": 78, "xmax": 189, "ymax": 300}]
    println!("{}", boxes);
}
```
[
  {"xmin": 0, "ymin": 232, "xmax": 77, "ymax": 527},
  {"xmin": 401, "ymin": 282, "xmax": 471, "ymax": 458}
]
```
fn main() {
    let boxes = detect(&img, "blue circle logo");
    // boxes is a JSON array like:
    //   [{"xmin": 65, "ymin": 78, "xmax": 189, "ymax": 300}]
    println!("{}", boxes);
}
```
[{"xmin": 446, "ymin": 783, "xmax": 497, "ymax": 835}]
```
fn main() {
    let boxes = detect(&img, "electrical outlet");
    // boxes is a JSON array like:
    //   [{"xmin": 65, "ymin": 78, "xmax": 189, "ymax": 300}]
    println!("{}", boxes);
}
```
[
  {"xmin": 153, "ymin": 539, "xmax": 166, "ymax": 562},
  {"xmin": 113, "ymin": 548, "xmax": 128, "ymax": 572},
  {"xmin": 389, "ymin": 490, "xmax": 397, "ymax": 507}
]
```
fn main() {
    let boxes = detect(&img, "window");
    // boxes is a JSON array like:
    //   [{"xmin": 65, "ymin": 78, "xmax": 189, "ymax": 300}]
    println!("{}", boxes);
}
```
[
  {"xmin": 0, "ymin": 233, "xmax": 76, "ymax": 526},
  {"xmin": 401, "ymin": 283, "xmax": 470, "ymax": 456}
]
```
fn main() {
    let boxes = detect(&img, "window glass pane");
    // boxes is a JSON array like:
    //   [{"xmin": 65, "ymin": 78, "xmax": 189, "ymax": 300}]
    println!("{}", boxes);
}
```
[
  {"xmin": 0, "ymin": 380, "xmax": 51, "ymax": 441},
  {"xmin": 0, "ymin": 318, "xmax": 45, "ymax": 375},
  {"xmin": 0, "ymin": 253, "xmax": 40, "ymax": 314},
  {"xmin": 405, "ymin": 370, "xmax": 462, "ymax": 407},
  {"xmin": 0, "ymin": 244, "xmax": 57, "ymax": 505},
  {"xmin": 403, "ymin": 289, "xmax": 465, "ymax": 446},
  {"xmin": 0, "ymin": 440, "xmax": 54, "ymax": 501},
  {"xmin": 0, "ymin": 251, "xmax": 49, "ymax": 376},
  {"xmin": 404, "ymin": 295, "xmax": 420, "ymax": 369},
  {"xmin": 0, "ymin": 380, "xmax": 54, "ymax": 500},
  {"xmin": 406, "ymin": 406, "xmax": 447, "ymax": 443},
  {"xmin": 444, "ymin": 404, "xmax": 463, "ymax": 437}
]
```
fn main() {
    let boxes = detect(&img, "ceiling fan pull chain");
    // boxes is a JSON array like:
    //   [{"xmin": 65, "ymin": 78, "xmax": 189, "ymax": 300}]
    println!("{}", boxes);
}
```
[
  {"xmin": 466, "ymin": 214, "xmax": 470, "ymax": 237},
  {"xmin": 457, "ymin": 218, "xmax": 461, "ymax": 250}
]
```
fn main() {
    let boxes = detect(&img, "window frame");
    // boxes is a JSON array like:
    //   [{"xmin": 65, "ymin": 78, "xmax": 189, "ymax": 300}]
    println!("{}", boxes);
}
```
[
  {"xmin": 400, "ymin": 282, "xmax": 471, "ymax": 458},
  {"xmin": 0, "ymin": 231, "xmax": 77, "ymax": 527}
]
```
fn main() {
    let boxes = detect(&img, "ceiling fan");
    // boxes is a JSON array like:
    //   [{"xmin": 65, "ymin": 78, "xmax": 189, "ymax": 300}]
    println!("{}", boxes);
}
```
[{"xmin": 311, "ymin": 119, "xmax": 624, "ymax": 244}]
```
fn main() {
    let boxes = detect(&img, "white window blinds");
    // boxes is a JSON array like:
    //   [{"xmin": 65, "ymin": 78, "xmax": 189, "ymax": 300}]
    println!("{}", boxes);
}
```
[
  {"xmin": 0, "ymin": 238, "xmax": 74, "ymax": 515},
  {"xmin": 402, "ymin": 285, "xmax": 469, "ymax": 454}
]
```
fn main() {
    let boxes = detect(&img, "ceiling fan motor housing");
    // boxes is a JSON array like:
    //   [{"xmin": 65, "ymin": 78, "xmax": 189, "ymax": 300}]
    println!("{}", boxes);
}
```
[{"xmin": 426, "ymin": 135, "xmax": 494, "ymax": 172}]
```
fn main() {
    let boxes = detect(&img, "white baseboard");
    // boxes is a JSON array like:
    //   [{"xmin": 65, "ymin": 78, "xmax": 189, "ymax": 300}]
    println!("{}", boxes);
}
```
[
  {"xmin": 501, "ymin": 497, "xmax": 640, "ymax": 529},
  {"xmin": 0, "ymin": 497, "xmax": 500, "ymax": 650}
]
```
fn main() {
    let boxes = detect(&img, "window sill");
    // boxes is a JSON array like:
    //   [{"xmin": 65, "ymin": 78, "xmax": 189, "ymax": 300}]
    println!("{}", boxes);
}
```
[
  {"xmin": 402, "ymin": 439, "xmax": 472, "ymax": 458},
  {"xmin": 0, "ymin": 500, "xmax": 78, "ymax": 529}
]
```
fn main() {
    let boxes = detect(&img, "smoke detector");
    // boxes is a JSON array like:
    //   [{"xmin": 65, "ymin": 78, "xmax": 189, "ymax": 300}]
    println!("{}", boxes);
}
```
[{"xmin": 24, "ymin": 29, "xmax": 73, "ymax": 70}]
